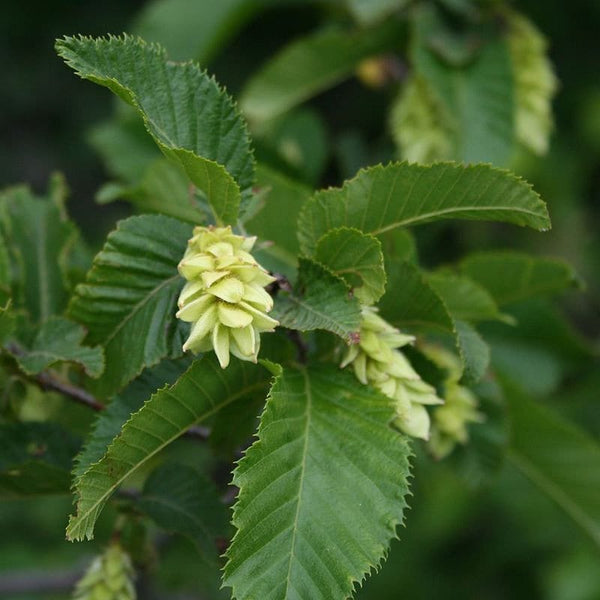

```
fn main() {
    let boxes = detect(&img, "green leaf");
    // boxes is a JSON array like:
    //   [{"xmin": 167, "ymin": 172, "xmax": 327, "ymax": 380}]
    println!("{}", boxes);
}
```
[
  {"xmin": 68, "ymin": 215, "xmax": 192, "ymax": 399},
  {"xmin": 245, "ymin": 163, "xmax": 311, "ymax": 263},
  {"xmin": 133, "ymin": 0, "xmax": 258, "ymax": 64},
  {"xmin": 379, "ymin": 261, "xmax": 490, "ymax": 383},
  {"xmin": 298, "ymin": 162, "xmax": 550, "ymax": 255},
  {"xmin": 0, "ymin": 183, "xmax": 79, "ymax": 322},
  {"xmin": 452, "ymin": 379, "xmax": 508, "ymax": 487},
  {"xmin": 139, "ymin": 462, "xmax": 229, "ymax": 562},
  {"xmin": 0, "ymin": 422, "xmax": 80, "ymax": 497},
  {"xmin": 88, "ymin": 117, "xmax": 160, "ymax": 184},
  {"xmin": 455, "ymin": 320, "xmax": 490, "ymax": 385},
  {"xmin": 346, "ymin": 0, "xmax": 409, "ymax": 25},
  {"xmin": 14, "ymin": 316, "xmax": 104, "ymax": 377},
  {"xmin": 0, "ymin": 300, "xmax": 16, "ymax": 344},
  {"xmin": 240, "ymin": 20, "xmax": 404, "ymax": 123},
  {"xmin": 411, "ymin": 5, "xmax": 515, "ymax": 164},
  {"xmin": 271, "ymin": 258, "xmax": 361, "ymax": 343},
  {"xmin": 224, "ymin": 365, "xmax": 412, "ymax": 600},
  {"xmin": 67, "ymin": 356, "xmax": 270, "ymax": 541},
  {"xmin": 378, "ymin": 260, "xmax": 454, "ymax": 334},
  {"xmin": 507, "ymin": 390, "xmax": 600, "ymax": 546},
  {"xmin": 459, "ymin": 251, "xmax": 580, "ymax": 306},
  {"xmin": 314, "ymin": 227, "xmax": 386, "ymax": 305},
  {"xmin": 426, "ymin": 272, "xmax": 510, "ymax": 323},
  {"xmin": 73, "ymin": 357, "xmax": 191, "ymax": 479},
  {"xmin": 56, "ymin": 35, "xmax": 254, "ymax": 225},
  {"xmin": 97, "ymin": 158, "xmax": 208, "ymax": 224}
]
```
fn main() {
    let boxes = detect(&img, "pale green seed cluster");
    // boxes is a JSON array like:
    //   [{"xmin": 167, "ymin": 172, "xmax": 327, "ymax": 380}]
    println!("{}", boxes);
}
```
[
  {"xmin": 425, "ymin": 346, "xmax": 484, "ymax": 459},
  {"xmin": 341, "ymin": 307, "xmax": 443, "ymax": 440},
  {"xmin": 390, "ymin": 74, "xmax": 454, "ymax": 164},
  {"xmin": 177, "ymin": 226, "xmax": 278, "ymax": 368},
  {"xmin": 73, "ymin": 543, "xmax": 135, "ymax": 600},
  {"xmin": 507, "ymin": 10, "xmax": 558, "ymax": 155}
]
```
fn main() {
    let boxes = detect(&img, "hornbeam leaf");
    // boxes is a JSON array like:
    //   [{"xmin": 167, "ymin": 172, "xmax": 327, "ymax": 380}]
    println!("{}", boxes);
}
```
[
  {"xmin": 73, "ymin": 356, "xmax": 191, "ymax": 479},
  {"xmin": 507, "ymin": 389, "xmax": 600, "ymax": 546},
  {"xmin": 459, "ymin": 251, "xmax": 581, "ymax": 306},
  {"xmin": 139, "ymin": 462, "xmax": 230, "ymax": 562},
  {"xmin": 15, "ymin": 317, "xmax": 104, "ymax": 377},
  {"xmin": 240, "ymin": 20, "xmax": 404, "ymax": 123},
  {"xmin": 224, "ymin": 365, "xmax": 412, "ymax": 600},
  {"xmin": 378, "ymin": 260, "xmax": 454, "ymax": 334},
  {"xmin": 0, "ymin": 422, "xmax": 80, "ymax": 497},
  {"xmin": 133, "ymin": 0, "xmax": 259, "ymax": 64},
  {"xmin": 314, "ymin": 227, "xmax": 386, "ymax": 305},
  {"xmin": 271, "ymin": 258, "xmax": 361, "ymax": 342},
  {"xmin": 0, "ymin": 183, "xmax": 79, "ymax": 322},
  {"xmin": 298, "ymin": 162, "xmax": 550, "ymax": 255},
  {"xmin": 66, "ymin": 356, "xmax": 270, "ymax": 541},
  {"xmin": 379, "ymin": 261, "xmax": 490, "ymax": 384},
  {"xmin": 56, "ymin": 35, "xmax": 254, "ymax": 224},
  {"xmin": 426, "ymin": 272, "xmax": 511, "ymax": 323},
  {"xmin": 68, "ymin": 215, "xmax": 193, "ymax": 399},
  {"xmin": 455, "ymin": 320, "xmax": 490, "ymax": 385}
]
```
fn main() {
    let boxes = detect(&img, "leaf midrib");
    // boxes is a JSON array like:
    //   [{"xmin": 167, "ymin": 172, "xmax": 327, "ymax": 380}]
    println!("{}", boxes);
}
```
[
  {"xmin": 71, "ymin": 378, "xmax": 267, "ymax": 537},
  {"xmin": 284, "ymin": 369, "xmax": 312, "ymax": 596},
  {"xmin": 103, "ymin": 273, "xmax": 180, "ymax": 346},
  {"xmin": 371, "ymin": 204, "xmax": 545, "ymax": 236}
]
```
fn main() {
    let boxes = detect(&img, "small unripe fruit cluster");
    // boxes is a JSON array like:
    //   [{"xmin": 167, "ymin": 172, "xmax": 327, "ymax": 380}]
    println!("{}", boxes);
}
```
[
  {"xmin": 341, "ymin": 307, "xmax": 443, "ymax": 440},
  {"xmin": 424, "ymin": 345, "xmax": 484, "ymax": 459},
  {"xmin": 73, "ymin": 543, "xmax": 135, "ymax": 600},
  {"xmin": 177, "ymin": 226, "xmax": 278, "ymax": 368}
]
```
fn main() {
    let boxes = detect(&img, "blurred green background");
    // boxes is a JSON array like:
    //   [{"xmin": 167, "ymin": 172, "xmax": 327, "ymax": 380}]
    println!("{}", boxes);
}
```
[{"xmin": 1, "ymin": 1, "xmax": 598, "ymax": 598}]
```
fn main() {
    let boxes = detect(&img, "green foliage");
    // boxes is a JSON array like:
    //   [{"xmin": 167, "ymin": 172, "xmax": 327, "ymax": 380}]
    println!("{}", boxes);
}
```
[
  {"xmin": 56, "ymin": 35, "xmax": 254, "ymax": 225},
  {"xmin": 507, "ymin": 389, "xmax": 600, "ymax": 545},
  {"xmin": 314, "ymin": 228, "xmax": 386, "ymax": 305},
  {"xmin": 298, "ymin": 162, "xmax": 550, "ymax": 255},
  {"xmin": 139, "ymin": 462, "xmax": 229, "ymax": 561},
  {"xmin": 240, "ymin": 20, "xmax": 404, "ymax": 123},
  {"xmin": 224, "ymin": 365, "xmax": 412, "ymax": 600},
  {"xmin": 410, "ymin": 5, "xmax": 515, "ymax": 165},
  {"xmin": 0, "ymin": 422, "xmax": 80, "ymax": 496},
  {"xmin": 14, "ymin": 317, "xmax": 104, "ymax": 377},
  {"xmin": 0, "ymin": 180, "xmax": 79, "ymax": 322},
  {"xmin": 272, "ymin": 258, "xmax": 361, "ymax": 342},
  {"xmin": 67, "ymin": 356, "xmax": 270, "ymax": 541},
  {"xmin": 459, "ymin": 251, "xmax": 581, "ymax": 306},
  {"xmin": 68, "ymin": 215, "xmax": 192, "ymax": 398},
  {"xmin": 0, "ymin": 5, "xmax": 596, "ymax": 599}
]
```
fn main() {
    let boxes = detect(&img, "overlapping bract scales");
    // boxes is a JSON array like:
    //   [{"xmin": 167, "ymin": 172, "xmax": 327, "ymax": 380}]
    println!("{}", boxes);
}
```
[
  {"xmin": 507, "ymin": 10, "xmax": 558, "ymax": 155},
  {"xmin": 72, "ymin": 543, "xmax": 136, "ymax": 600},
  {"xmin": 176, "ymin": 226, "xmax": 278, "ymax": 368},
  {"xmin": 424, "ymin": 345, "xmax": 484, "ymax": 459},
  {"xmin": 341, "ymin": 307, "xmax": 442, "ymax": 440}
]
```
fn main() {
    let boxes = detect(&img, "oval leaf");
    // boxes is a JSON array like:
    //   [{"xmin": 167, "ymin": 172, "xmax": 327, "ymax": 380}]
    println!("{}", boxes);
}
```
[
  {"xmin": 224, "ymin": 365, "xmax": 412, "ymax": 600},
  {"xmin": 66, "ymin": 356, "xmax": 270, "ymax": 541},
  {"xmin": 298, "ymin": 162, "xmax": 550, "ymax": 255},
  {"xmin": 68, "ymin": 214, "xmax": 193, "ymax": 399},
  {"xmin": 56, "ymin": 35, "xmax": 254, "ymax": 224},
  {"xmin": 314, "ymin": 227, "xmax": 386, "ymax": 305}
]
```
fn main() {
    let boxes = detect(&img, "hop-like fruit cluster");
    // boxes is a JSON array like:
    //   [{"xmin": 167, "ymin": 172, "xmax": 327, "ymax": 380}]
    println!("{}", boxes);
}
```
[
  {"xmin": 176, "ymin": 226, "xmax": 278, "ymax": 368},
  {"xmin": 73, "ymin": 543, "xmax": 136, "ymax": 600},
  {"xmin": 424, "ymin": 345, "xmax": 484, "ymax": 459},
  {"xmin": 341, "ymin": 307, "xmax": 443, "ymax": 440},
  {"xmin": 507, "ymin": 10, "xmax": 558, "ymax": 155},
  {"xmin": 390, "ymin": 74, "xmax": 454, "ymax": 164}
]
